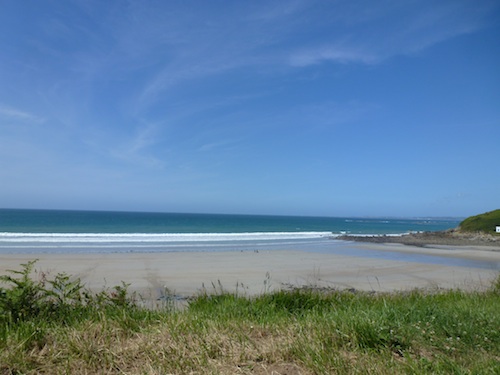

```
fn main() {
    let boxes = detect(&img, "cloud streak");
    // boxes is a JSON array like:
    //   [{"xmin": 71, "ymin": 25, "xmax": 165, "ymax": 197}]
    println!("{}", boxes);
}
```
[
  {"xmin": 287, "ymin": 0, "xmax": 496, "ymax": 67},
  {"xmin": 289, "ymin": 46, "xmax": 378, "ymax": 67},
  {"xmin": 0, "ymin": 105, "xmax": 44, "ymax": 123}
]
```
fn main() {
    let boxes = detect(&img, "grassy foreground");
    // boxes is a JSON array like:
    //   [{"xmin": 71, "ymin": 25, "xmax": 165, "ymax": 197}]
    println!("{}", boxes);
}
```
[{"xmin": 1, "ymin": 261, "xmax": 499, "ymax": 374}]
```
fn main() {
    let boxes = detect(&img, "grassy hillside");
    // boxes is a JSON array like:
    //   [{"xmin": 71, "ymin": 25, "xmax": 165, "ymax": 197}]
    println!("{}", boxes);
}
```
[{"xmin": 459, "ymin": 209, "xmax": 500, "ymax": 234}]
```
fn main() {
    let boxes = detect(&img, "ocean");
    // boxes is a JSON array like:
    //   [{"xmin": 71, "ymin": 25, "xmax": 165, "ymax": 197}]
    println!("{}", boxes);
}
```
[
  {"xmin": 0, "ymin": 208, "xmax": 460, "ymax": 254},
  {"xmin": 2, "ymin": 209, "xmax": 497, "ymax": 270}
]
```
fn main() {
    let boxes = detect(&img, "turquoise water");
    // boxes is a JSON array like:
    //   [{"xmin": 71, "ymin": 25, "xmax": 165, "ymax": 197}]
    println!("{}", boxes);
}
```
[
  {"xmin": 0, "ymin": 208, "xmax": 459, "ymax": 234},
  {"xmin": 1, "ymin": 209, "xmax": 497, "ymax": 270},
  {"xmin": 0, "ymin": 208, "xmax": 458, "ymax": 253}
]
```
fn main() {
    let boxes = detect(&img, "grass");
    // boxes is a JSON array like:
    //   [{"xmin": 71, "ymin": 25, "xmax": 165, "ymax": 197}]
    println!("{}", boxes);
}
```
[
  {"xmin": 459, "ymin": 209, "xmax": 500, "ymax": 234},
  {"xmin": 1, "ymin": 261, "xmax": 499, "ymax": 374}
]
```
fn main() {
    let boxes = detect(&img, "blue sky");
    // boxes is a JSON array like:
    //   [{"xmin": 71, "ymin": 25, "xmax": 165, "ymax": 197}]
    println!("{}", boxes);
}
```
[{"xmin": 1, "ymin": 0, "xmax": 499, "ymax": 218}]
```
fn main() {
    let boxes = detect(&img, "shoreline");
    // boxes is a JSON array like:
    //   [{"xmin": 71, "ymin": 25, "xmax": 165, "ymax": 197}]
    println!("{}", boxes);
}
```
[
  {"xmin": 1, "ymin": 244, "xmax": 499, "ymax": 305},
  {"xmin": 336, "ymin": 230, "xmax": 500, "ymax": 250}
]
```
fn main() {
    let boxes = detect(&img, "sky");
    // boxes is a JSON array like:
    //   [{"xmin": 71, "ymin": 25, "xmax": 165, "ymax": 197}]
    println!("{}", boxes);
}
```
[{"xmin": 1, "ymin": 0, "xmax": 499, "ymax": 218}]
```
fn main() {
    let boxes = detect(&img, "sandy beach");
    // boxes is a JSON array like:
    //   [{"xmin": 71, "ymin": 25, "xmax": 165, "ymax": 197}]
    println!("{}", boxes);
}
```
[{"xmin": 1, "ymin": 242, "xmax": 499, "ymax": 304}]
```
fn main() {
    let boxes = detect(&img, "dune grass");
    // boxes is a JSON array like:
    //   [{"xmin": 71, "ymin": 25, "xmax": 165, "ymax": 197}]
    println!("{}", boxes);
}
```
[{"xmin": 1, "ymin": 261, "xmax": 499, "ymax": 374}]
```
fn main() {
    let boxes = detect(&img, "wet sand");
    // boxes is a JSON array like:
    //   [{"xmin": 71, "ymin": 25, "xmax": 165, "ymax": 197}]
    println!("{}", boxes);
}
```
[{"xmin": 1, "ymin": 243, "xmax": 499, "ymax": 303}]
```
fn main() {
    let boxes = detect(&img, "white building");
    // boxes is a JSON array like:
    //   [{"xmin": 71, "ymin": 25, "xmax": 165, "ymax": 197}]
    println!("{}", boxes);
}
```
[{"xmin": 496, "ymin": 225, "xmax": 500, "ymax": 233}]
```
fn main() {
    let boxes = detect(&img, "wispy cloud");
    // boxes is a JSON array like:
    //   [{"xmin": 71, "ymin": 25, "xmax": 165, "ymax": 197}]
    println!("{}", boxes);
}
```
[
  {"xmin": 0, "ymin": 105, "xmax": 44, "ymax": 123},
  {"xmin": 107, "ymin": 122, "xmax": 167, "ymax": 169},
  {"xmin": 288, "ymin": 0, "xmax": 497, "ymax": 67},
  {"xmin": 83, "ymin": 2, "xmax": 304, "ymax": 111},
  {"xmin": 197, "ymin": 138, "xmax": 241, "ymax": 153},
  {"xmin": 289, "ymin": 45, "xmax": 378, "ymax": 67},
  {"xmin": 35, "ymin": 0, "xmax": 493, "ymax": 115}
]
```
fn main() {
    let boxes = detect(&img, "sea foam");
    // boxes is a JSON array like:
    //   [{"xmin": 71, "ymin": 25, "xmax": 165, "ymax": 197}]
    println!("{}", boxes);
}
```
[{"xmin": 0, "ymin": 231, "xmax": 333, "ymax": 243}]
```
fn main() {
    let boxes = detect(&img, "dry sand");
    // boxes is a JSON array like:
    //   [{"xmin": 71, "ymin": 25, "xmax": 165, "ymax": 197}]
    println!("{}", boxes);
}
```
[{"xmin": 1, "ymin": 243, "xmax": 499, "ymax": 304}]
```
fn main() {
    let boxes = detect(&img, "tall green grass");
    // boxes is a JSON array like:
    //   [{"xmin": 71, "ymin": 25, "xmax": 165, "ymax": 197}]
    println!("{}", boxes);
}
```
[{"xmin": 1, "ymin": 261, "xmax": 499, "ymax": 374}]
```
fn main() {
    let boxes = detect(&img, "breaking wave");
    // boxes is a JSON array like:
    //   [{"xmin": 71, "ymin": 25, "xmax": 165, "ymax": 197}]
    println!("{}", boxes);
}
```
[{"xmin": 0, "ymin": 231, "xmax": 333, "ymax": 243}]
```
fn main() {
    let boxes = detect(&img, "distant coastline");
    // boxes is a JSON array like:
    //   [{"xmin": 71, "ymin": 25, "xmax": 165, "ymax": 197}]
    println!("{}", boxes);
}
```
[{"xmin": 336, "ymin": 229, "xmax": 500, "ymax": 249}]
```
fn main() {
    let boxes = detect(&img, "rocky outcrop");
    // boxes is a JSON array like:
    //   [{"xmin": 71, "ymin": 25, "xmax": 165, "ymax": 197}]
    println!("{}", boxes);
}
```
[{"xmin": 336, "ymin": 229, "xmax": 500, "ymax": 248}]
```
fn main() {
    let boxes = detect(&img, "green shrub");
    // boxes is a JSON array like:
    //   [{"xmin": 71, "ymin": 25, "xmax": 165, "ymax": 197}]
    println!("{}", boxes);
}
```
[
  {"xmin": 0, "ymin": 260, "xmax": 48, "ymax": 322},
  {"xmin": 0, "ymin": 260, "xmax": 137, "ymax": 324}
]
